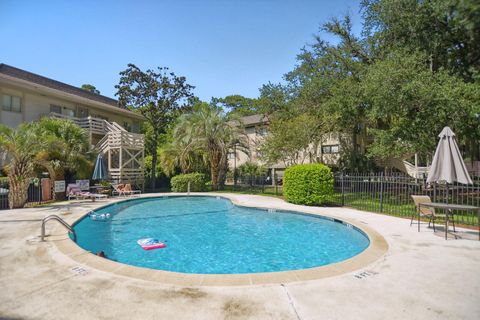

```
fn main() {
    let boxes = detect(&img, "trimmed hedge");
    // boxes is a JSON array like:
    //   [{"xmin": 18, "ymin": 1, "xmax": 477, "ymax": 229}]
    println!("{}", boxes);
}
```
[
  {"xmin": 170, "ymin": 173, "xmax": 207, "ymax": 192},
  {"xmin": 283, "ymin": 163, "xmax": 334, "ymax": 205}
]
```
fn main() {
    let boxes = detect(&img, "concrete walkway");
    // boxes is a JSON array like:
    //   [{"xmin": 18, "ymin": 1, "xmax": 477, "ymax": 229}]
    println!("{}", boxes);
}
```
[{"xmin": 0, "ymin": 193, "xmax": 479, "ymax": 320}]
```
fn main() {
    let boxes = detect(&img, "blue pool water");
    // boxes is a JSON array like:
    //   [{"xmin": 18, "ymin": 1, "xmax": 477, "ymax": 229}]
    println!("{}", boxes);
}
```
[{"xmin": 73, "ymin": 196, "xmax": 369, "ymax": 274}]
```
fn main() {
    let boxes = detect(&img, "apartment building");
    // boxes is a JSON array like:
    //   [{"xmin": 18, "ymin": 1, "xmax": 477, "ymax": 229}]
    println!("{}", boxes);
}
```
[
  {"xmin": 229, "ymin": 114, "xmax": 341, "ymax": 179},
  {"xmin": 0, "ymin": 64, "xmax": 145, "ymax": 182}
]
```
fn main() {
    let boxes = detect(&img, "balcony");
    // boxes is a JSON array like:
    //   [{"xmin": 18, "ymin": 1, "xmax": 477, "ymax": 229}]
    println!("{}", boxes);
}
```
[{"xmin": 48, "ymin": 112, "xmax": 110, "ymax": 135}]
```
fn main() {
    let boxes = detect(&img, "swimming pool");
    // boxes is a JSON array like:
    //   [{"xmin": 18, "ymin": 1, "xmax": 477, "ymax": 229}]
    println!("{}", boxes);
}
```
[{"xmin": 73, "ymin": 196, "xmax": 370, "ymax": 274}]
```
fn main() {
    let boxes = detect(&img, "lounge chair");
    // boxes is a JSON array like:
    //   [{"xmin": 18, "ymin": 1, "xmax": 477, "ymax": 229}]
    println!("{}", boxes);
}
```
[
  {"xmin": 124, "ymin": 183, "xmax": 141, "ymax": 196},
  {"xmin": 112, "ymin": 183, "xmax": 141, "ymax": 197},
  {"xmin": 67, "ymin": 184, "xmax": 108, "ymax": 201},
  {"xmin": 112, "ymin": 184, "xmax": 126, "ymax": 197},
  {"xmin": 410, "ymin": 195, "xmax": 455, "ymax": 232},
  {"xmin": 67, "ymin": 184, "xmax": 90, "ymax": 200}
]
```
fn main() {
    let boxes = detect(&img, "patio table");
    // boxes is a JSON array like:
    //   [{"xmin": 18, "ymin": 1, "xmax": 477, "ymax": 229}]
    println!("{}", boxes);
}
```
[{"xmin": 419, "ymin": 202, "xmax": 480, "ymax": 240}]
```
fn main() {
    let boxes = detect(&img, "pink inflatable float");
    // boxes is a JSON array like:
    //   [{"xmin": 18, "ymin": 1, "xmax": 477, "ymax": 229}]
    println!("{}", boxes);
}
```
[{"xmin": 137, "ymin": 238, "xmax": 167, "ymax": 250}]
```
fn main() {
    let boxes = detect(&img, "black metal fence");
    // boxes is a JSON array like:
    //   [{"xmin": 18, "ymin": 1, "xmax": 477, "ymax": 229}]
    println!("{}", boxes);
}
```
[
  {"xmin": 0, "ymin": 178, "xmax": 45, "ymax": 210},
  {"xmin": 2, "ymin": 172, "xmax": 478, "ymax": 228},
  {"xmin": 331, "ymin": 173, "xmax": 480, "ymax": 226},
  {"xmin": 221, "ymin": 174, "xmax": 283, "ymax": 196}
]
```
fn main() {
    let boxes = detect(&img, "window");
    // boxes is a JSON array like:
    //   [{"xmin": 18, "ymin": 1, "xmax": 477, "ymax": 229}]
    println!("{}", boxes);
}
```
[
  {"xmin": 62, "ymin": 106, "xmax": 76, "ymax": 117},
  {"xmin": 77, "ymin": 106, "xmax": 89, "ymax": 118},
  {"xmin": 50, "ymin": 105, "xmax": 76, "ymax": 117},
  {"xmin": 322, "ymin": 145, "xmax": 340, "ymax": 154},
  {"xmin": 123, "ymin": 121, "xmax": 132, "ymax": 132},
  {"xmin": 50, "ymin": 105, "xmax": 62, "ymax": 114},
  {"xmin": 256, "ymin": 127, "xmax": 268, "ymax": 137},
  {"xmin": 92, "ymin": 114, "xmax": 108, "ymax": 121},
  {"xmin": 131, "ymin": 122, "xmax": 140, "ymax": 133},
  {"xmin": 2, "ymin": 94, "xmax": 21, "ymax": 112}
]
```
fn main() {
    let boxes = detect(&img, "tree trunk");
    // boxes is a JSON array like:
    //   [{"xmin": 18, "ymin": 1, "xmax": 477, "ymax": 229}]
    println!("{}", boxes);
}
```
[
  {"xmin": 209, "ymin": 144, "xmax": 222, "ymax": 191},
  {"xmin": 218, "ymin": 154, "xmax": 228, "ymax": 188},
  {"xmin": 8, "ymin": 169, "xmax": 31, "ymax": 209},
  {"xmin": 150, "ymin": 132, "xmax": 158, "ymax": 190}
]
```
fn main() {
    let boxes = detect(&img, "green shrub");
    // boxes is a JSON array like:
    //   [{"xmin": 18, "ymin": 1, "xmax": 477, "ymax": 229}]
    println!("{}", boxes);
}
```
[
  {"xmin": 283, "ymin": 163, "xmax": 334, "ymax": 205},
  {"xmin": 170, "ymin": 173, "xmax": 207, "ymax": 192}
]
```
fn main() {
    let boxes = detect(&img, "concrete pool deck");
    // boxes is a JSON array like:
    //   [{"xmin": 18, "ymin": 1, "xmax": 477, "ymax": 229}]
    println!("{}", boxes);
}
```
[{"xmin": 1, "ymin": 193, "xmax": 479, "ymax": 319}]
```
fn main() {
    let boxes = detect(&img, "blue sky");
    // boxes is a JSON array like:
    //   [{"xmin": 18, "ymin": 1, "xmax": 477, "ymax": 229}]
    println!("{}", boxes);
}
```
[{"xmin": 0, "ymin": 0, "xmax": 362, "ymax": 102}]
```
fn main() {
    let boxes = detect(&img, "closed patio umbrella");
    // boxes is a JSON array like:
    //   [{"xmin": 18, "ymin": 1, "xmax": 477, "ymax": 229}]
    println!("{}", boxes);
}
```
[
  {"xmin": 92, "ymin": 153, "xmax": 108, "ymax": 181},
  {"xmin": 427, "ymin": 127, "xmax": 473, "ymax": 185}
]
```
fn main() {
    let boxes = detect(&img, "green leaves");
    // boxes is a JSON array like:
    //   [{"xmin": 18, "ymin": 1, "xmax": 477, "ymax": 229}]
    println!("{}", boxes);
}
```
[
  {"xmin": 115, "ymin": 64, "xmax": 195, "ymax": 185},
  {"xmin": 283, "ymin": 163, "xmax": 334, "ymax": 205},
  {"xmin": 362, "ymin": 51, "xmax": 480, "ymax": 160},
  {"xmin": 259, "ymin": 0, "xmax": 480, "ymax": 169},
  {"xmin": 80, "ymin": 84, "xmax": 100, "ymax": 94},
  {"xmin": 170, "ymin": 173, "xmax": 207, "ymax": 192},
  {"xmin": 212, "ymin": 95, "xmax": 259, "ymax": 117},
  {"xmin": 169, "ymin": 102, "xmax": 249, "ymax": 189}
]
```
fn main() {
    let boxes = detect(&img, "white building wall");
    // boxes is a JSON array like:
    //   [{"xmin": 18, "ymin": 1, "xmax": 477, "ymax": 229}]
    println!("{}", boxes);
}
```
[
  {"xmin": 228, "ymin": 120, "xmax": 342, "ymax": 172},
  {"xmin": 0, "ymin": 82, "xmax": 141, "ymax": 131}
]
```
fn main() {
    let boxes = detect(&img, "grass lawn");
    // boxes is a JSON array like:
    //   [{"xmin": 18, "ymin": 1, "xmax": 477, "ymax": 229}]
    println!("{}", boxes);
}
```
[
  {"xmin": 213, "ymin": 189, "xmax": 478, "ymax": 227},
  {"xmin": 331, "ymin": 193, "xmax": 479, "ymax": 226},
  {"xmin": 214, "ymin": 186, "xmax": 284, "ymax": 199}
]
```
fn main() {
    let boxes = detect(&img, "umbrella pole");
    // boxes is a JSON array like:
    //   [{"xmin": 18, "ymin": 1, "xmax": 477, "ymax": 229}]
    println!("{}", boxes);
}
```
[{"xmin": 445, "ymin": 183, "xmax": 449, "ymax": 240}]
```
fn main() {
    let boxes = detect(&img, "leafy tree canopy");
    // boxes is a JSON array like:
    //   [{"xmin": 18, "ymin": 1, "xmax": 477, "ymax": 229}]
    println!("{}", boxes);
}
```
[
  {"xmin": 256, "ymin": 0, "xmax": 480, "ymax": 170},
  {"xmin": 81, "ymin": 84, "xmax": 100, "ymax": 94},
  {"xmin": 212, "ymin": 95, "xmax": 259, "ymax": 116},
  {"xmin": 115, "ymin": 64, "xmax": 195, "ymax": 188}
]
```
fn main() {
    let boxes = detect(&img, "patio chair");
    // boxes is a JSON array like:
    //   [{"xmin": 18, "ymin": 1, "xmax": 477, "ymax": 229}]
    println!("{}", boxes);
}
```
[
  {"xmin": 124, "ymin": 183, "xmax": 141, "ymax": 196},
  {"xmin": 112, "ymin": 184, "xmax": 126, "ymax": 197},
  {"xmin": 410, "ymin": 195, "xmax": 455, "ymax": 233},
  {"xmin": 67, "ymin": 184, "xmax": 90, "ymax": 200}
]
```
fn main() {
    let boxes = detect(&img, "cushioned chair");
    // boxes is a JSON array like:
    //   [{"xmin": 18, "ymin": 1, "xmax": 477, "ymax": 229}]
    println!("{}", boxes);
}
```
[{"xmin": 67, "ymin": 184, "xmax": 90, "ymax": 200}]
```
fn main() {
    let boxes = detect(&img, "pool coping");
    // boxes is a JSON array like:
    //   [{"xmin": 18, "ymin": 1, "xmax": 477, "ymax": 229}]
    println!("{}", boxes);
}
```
[{"xmin": 52, "ymin": 193, "xmax": 389, "ymax": 287}]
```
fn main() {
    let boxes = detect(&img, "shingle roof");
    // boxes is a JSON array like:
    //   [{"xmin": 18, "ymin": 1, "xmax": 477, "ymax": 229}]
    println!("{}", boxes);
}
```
[
  {"xmin": 0, "ymin": 63, "xmax": 119, "ymax": 107},
  {"xmin": 241, "ymin": 114, "xmax": 269, "ymax": 126}
]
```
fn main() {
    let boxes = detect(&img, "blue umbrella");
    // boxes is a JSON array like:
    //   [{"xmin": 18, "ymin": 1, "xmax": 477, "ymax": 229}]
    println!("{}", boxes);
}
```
[{"xmin": 92, "ymin": 154, "xmax": 108, "ymax": 180}]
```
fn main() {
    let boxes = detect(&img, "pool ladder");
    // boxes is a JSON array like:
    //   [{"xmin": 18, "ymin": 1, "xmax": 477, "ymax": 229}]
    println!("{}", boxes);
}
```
[{"xmin": 41, "ymin": 215, "xmax": 76, "ymax": 242}]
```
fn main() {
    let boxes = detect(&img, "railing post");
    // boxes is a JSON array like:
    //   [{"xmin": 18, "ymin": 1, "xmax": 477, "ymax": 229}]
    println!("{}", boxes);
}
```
[
  {"xmin": 341, "ymin": 172, "xmax": 345, "ymax": 206},
  {"xmin": 275, "ymin": 173, "xmax": 278, "ymax": 196},
  {"xmin": 379, "ymin": 172, "xmax": 384, "ymax": 213}
]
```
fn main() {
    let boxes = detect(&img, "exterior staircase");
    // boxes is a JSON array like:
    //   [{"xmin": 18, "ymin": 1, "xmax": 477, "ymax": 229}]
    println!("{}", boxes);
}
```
[
  {"xmin": 49, "ymin": 112, "xmax": 145, "ymax": 183},
  {"xmin": 376, "ymin": 156, "xmax": 430, "ymax": 179},
  {"xmin": 389, "ymin": 158, "xmax": 430, "ymax": 179}
]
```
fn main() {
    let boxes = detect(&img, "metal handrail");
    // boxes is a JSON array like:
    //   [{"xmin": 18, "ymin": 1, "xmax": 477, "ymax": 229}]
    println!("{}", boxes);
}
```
[{"xmin": 41, "ymin": 215, "xmax": 76, "ymax": 242}]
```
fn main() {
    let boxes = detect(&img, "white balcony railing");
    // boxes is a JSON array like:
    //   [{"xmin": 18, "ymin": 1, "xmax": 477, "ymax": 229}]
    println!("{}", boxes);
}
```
[{"xmin": 49, "ymin": 112, "xmax": 108, "ymax": 135}]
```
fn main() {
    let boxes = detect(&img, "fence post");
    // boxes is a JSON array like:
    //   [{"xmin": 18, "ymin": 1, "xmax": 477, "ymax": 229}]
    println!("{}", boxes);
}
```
[
  {"xmin": 233, "ymin": 169, "xmax": 237, "ymax": 192},
  {"xmin": 379, "ymin": 172, "xmax": 384, "ymax": 213},
  {"xmin": 275, "ymin": 173, "xmax": 278, "ymax": 196},
  {"xmin": 341, "ymin": 173, "xmax": 345, "ymax": 206}
]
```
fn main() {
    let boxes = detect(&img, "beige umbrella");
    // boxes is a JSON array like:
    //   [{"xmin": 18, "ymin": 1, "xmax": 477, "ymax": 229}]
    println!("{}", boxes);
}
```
[{"xmin": 427, "ymin": 127, "xmax": 473, "ymax": 184}]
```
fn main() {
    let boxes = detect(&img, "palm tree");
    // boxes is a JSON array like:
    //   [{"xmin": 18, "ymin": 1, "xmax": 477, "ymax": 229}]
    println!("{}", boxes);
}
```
[
  {"xmin": 36, "ymin": 118, "xmax": 93, "ymax": 200},
  {"xmin": 160, "ymin": 134, "xmax": 209, "ymax": 176},
  {"xmin": 0, "ymin": 122, "xmax": 52, "ymax": 208},
  {"xmin": 38, "ymin": 118, "xmax": 93, "ymax": 180},
  {"xmin": 172, "ymin": 103, "xmax": 249, "ymax": 190},
  {"xmin": 0, "ymin": 119, "xmax": 93, "ymax": 208}
]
